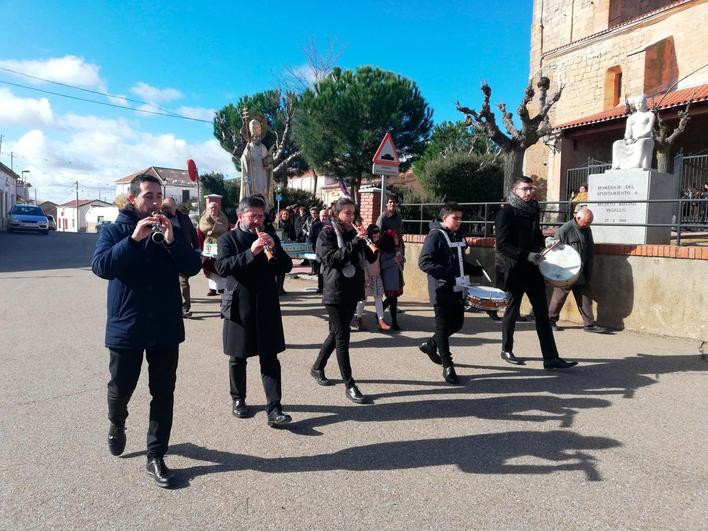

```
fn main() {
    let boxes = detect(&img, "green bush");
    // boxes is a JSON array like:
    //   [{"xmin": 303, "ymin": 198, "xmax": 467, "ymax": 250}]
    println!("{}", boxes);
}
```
[{"xmin": 418, "ymin": 152, "xmax": 503, "ymax": 204}]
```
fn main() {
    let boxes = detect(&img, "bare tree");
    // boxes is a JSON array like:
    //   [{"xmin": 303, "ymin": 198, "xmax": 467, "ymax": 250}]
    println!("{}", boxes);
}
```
[
  {"xmin": 457, "ymin": 76, "xmax": 563, "ymax": 192},
  {"xmin": 279, "ymin": 38, "xmax": 345, "ymax": 92},
  {"xmin": 653, "ymin": 101, "xmax": 691, "ymax": 174}
]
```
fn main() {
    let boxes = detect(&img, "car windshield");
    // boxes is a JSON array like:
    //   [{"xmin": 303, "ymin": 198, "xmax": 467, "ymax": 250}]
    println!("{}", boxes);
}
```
[{"xmin": 13, "ymin": 206, "xmax": 44, "ymax": 216}]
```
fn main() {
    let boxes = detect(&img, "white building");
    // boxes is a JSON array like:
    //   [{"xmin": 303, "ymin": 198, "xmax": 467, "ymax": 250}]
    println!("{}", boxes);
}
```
[
  {"xmin": 115, "ymin": 166, "xmax": 198, "ymax": 205},
  {"xmin": 85, "ymin": 205, "xmax": 119, "ymax": 232},
  {"xmin": 57, "ymin": 199, "xmax": 112, "ymax": 233},
  {"xmin": 0, "ymin": 163, "xmax": 18, "ymax": 230}
]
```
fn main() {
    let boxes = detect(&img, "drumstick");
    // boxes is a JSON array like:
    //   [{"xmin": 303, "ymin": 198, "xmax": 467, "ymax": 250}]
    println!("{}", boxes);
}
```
[
  {"xmin": 540, "ymin": 240, "xmax": 561, "ymax": 257},
  {"xmin": 475, "ymin": 259, "xmax": 493, "ymax": 283}
]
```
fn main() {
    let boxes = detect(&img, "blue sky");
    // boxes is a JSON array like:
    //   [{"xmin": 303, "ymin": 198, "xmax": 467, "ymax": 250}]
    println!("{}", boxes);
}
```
[{"xmin": 0, "ymin": 0, "xmax": 533, "ymax": 203}]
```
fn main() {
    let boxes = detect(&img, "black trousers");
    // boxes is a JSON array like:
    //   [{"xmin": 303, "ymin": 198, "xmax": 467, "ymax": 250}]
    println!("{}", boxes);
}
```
[
  {"xmin": 107, "ymin": 345, "xmax": 179, "ymax": 459},
  {"xmin": 229, "ymin": 355, "xmax": 282, "ymax": 414},
  {"xmin": 502, "ymin": 266, "xmax": 559, "ymax": 360},
  {"xmin": 427, "ymin": 301, "xmax": 465, "ymax": 367},
  {"xmin": 314, "ymin": 301, "xmax": 358, "ymax": 387}
]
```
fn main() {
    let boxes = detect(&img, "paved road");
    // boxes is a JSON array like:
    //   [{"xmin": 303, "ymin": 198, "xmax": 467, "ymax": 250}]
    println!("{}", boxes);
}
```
[{"xmin": 0, "ymin": 232, "xmax": 706, "ymax": 529}]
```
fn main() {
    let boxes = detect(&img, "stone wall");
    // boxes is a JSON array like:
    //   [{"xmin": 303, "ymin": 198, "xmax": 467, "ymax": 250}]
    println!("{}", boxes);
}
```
[{"xmin": 402, "ymin": 235, "xmax": 708, "ymax": 341}]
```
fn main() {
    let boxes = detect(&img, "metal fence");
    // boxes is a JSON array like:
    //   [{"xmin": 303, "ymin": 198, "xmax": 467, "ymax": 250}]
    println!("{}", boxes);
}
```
[
  {"xmin": 565, "ymin": 158, "xmax": 611, "ymax": 199},
  {"xmin": 399, "ymin": 198, "xmax": 708, "ymax": 245}
]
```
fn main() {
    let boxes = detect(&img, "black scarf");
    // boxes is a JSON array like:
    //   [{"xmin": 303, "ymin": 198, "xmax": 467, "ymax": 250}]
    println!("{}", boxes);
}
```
[{"xmin": 507, "ymin": 191, "xmax": 539, "ymax": 218}]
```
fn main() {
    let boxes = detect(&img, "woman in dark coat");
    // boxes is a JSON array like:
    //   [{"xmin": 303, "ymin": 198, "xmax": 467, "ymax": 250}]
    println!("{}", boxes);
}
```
[
  {"xmin": 309, "ymin": 197, "xmax": 377, "ymax": 404},
  {"xmin": 215, "ymin": 196, "xmax": 294, "ymax": 426}
]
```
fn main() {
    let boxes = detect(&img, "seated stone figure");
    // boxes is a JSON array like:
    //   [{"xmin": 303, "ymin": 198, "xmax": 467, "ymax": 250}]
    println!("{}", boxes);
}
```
[{"xmin": 611, "ymin": 95, "xmax": 655, "ymax": 171}]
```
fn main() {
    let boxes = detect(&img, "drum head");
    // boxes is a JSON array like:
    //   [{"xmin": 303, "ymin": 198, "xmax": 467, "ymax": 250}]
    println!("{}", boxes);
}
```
[
  {"xmin": 539, "ymin": 244, "xmax": 581, "ymax": 287},
  {"xmin": 466, "ymin": 285, "xmax": 508, "ymax": 310}
]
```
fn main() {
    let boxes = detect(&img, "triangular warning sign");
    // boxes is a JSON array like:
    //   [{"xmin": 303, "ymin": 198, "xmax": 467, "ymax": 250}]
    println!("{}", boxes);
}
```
[{"xmin": 372, "ymin": 132, "xmax": 400, "ymax": 166}]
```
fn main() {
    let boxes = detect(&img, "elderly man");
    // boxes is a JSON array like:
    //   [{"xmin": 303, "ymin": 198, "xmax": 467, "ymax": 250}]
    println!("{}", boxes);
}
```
[
  {"xmin": 548, "ymin": 208, "xmax": 609, "ymax": 333},
  {"xmin": 215, "ymin": 196, "xmax": 294, "ymax": 426},
  {"xmin": 92, "ymin": 174, "xmax": 201, "ymax": 487}
]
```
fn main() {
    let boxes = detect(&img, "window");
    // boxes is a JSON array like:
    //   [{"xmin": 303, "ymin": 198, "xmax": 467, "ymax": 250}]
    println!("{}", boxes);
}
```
[
  {"xmin": 182, "ymin": 189, "xmax": 190, "ymax": 203},
  {"xmin": 604, "ymin": 66, "xmax": 623, "ymax": 110}
]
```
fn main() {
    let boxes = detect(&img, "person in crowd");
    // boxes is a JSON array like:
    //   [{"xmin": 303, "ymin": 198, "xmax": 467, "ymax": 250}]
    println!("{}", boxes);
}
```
[
  {"xmin": 215, "ymin": 195, "xmax": 293, "ymax": 427},
  {"xmin": 198, "ymin": 201, "xmax": 230, "ymax": 296},
  {"xmin": 162, "ymin": 197, "xmax": 199, "ymax": 318},
  {"xmin": 274, "ymin": 209, "xmax": 296, "ymax": 295},
  {"xmin": 418, "ymin": 202, "xmax": 483, "ymax": 384},
  {"xmin": 571, "ymin": 183, "xmax": 588, "ymax": 215},
  {"xmin": 310, "ymin": 197, "xmax": 377, "ymax": 404},
  {"xmin": 548, "ymin": 207, "xmax": 610, "ymax": 333},
  {"xmin": 495, "ymin": 176, "xmax": 578, "ymax": 370},
  {"xmin": 92, "ymin": 173, "xmax": 201, "ymax": 488},
  {"xmin": 294, "ymin": 205, "xmax": 309, "ymax": 243},
  {"xmin": 353, "ymin": 225, "xmax": 390, "ymax": 331},
  {"xmin": 380, "ymin": 229, "xmax": 405, "ymax": 331},
  {"xmin": 376, "ymin": 195, "xmax": 404, "ymax": 236},
  {"xmin": 312, "ymin": 209, "xmax": 329, "ymax": 293}
]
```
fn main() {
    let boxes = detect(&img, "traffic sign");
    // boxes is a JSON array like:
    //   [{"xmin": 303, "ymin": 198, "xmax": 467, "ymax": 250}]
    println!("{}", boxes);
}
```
[
  {"xmin": 186, "ymin": 159, "xmax": 198, "ymax": 182},
  {"xmin": 275, "ymin": 193, "xmax": 283, "ymax": 202},
  {"xmin": 372, "ymin": 132, "xmax": 400, "ymax": 166},
  {"xmin": 372, "ymin": 163, "xmax": 399, "ymax": 176}
]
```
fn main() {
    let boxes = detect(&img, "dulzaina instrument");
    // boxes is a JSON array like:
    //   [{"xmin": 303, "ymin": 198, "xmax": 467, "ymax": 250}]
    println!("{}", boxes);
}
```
[{"xmin": 256, "ymin": 227, "xmax": 275, "ymax": 262}]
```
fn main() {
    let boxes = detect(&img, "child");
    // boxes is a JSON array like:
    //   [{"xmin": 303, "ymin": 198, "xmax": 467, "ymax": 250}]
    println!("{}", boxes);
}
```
[
  {"xmin": 354, "ymin": 225, "xmax": 391, "ymax": 331},
  {"xmin": 380, "ymin": 229, "xmax": 405, "ymax": 331}
]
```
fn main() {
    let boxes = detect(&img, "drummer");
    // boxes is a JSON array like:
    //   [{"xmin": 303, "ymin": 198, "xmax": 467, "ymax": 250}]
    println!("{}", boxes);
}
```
[
  {"xmin": 547, "ymin": 207, "xmax": 610, "ymax": 333},
  {"xmin": 495, "ymin": 176, "xmax": 578, "ymax": 370},
  {"xmin": 418, "ymin": 202, "xmax": 483, "ymax": 384}
]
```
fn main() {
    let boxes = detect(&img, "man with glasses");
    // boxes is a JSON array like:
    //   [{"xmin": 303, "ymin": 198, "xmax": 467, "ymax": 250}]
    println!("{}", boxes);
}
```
[
  {"xmin": 495, "ymin": 176, "xmax": 577, "ymax": 370},
  {"xmin": 215, "ymin": 195, "xmax": 294, "ymax": 427}
]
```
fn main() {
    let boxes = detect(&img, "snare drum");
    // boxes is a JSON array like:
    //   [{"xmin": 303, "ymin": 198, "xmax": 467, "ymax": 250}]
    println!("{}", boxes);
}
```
[
  {"xmin": 465, "ymin": 285, "xmax": 508, "ymax": 311},
  {"xmin": 539, "ymin": 244, "xmax": 581, "ymax": 287}
]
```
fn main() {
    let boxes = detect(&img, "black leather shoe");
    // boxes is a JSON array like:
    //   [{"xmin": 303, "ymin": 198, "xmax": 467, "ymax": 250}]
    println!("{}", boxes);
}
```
[
  {"xmin": 544, "ymin": 357, "xmax": 578, "ymax": 370},
  {"xmin": 108, "ymin": 423, "xmax": 126, "ymax": 456},
  {"xmin": 550, "ymin": 322, "xmax": 562, "ymax": 332},
  {"xmin": 584, "ymin": 324, "xmax": 609, "ymax": 334},
  {"xmin": 232, "ymin": 399, "xmax": 249, "ymax": 418},
  {"xmin": 487, "ymin": 311, "xmax": 502, "ymax": 321},
  {"xmin": 309, "ymin": 368, "xmax": 332, "ymax": 386},
  {"xmin": 443, "ymin": 365, "xmax": 459, "ymax": 384},
  {"xmin": 419, "ymin": 342, "xmax": 442, "ymax": 365},
  {"xmin": 501, "ymin": 351, "xmax": 526, "ymax": 365},
  {"xmin": 345, "ymin": 385, "xmax": 367, "ymax": 404},
  {"xmin": 267, "ymin": 408, "xmax": 292, "ymax": 427},
  {"xmin": 206, "ymin": 289, "xmax": 217, "ymax": 296},
  {"xmin": 182, "ymin": 309, "xmax": 192, "ymax": 318},
  {"xmin": 146, "ymin": 457, "xmax": 174, "ymax": 488}
]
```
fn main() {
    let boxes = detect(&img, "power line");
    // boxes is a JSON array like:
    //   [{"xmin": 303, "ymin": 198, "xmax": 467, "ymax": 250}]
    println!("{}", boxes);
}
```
[
  {"xmin": 0, "ymin": 79, "xmax": 213, "ymax": 123},
  {"xmin": 0, "ymin": 64, "xmax": 184, "ymax": 117}
]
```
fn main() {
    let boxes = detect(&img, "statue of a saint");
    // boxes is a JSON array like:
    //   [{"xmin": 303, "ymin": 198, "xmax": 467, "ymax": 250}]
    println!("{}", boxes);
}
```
[
  {"xmin": 240, "ymin": 117, "xmax": 274, "ymax": 207},
  {"xmin": 611, "ymin": 95, "xmax": 655, "ymax": 171}
]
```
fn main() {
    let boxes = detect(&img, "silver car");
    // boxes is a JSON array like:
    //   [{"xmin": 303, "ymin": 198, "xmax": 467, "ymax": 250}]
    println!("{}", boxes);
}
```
[{"xmin": 7, "ymin": 205, "xmax": 50, "ymax": 235}]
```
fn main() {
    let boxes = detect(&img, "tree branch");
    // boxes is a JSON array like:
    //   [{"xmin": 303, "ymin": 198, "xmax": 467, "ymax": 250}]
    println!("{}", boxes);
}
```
[
  {"xmin": 456, "ymin": 82, "xmax": 513, "ymax": 151},
  {"xmin": 498, "ymin": 102, "xmax": 520, "ymax": 138}
]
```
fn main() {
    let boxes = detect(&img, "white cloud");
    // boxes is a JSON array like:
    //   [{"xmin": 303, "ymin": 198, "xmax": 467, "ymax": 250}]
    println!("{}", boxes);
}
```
[
  {"xmin": 130, "ymin": 82, "xmax": 183, "ymax": 102},
  {"xmin": 176, "ymin": 106, "xmax": 215, "ymax": 121},
  {"xmin": 0, "ymin": 55, "xmax": 106, "ymax": 90},
  {"xmin": 0, "ymin": 87, "xmax": 54, "ymax": 127}
]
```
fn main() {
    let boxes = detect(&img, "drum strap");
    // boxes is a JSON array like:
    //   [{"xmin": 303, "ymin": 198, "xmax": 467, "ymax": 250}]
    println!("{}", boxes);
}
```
[{"xmin": 434, "ymin": 229, "xmax": 466, "ymax": 278}]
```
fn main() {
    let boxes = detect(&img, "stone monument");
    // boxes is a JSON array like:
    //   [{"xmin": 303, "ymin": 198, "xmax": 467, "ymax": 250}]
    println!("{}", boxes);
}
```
[
  {"xmin": 589, "ymin": 95, "xmax": 676, "ymax": 245},
  {"xmin": 239, "ymin": 111, "xmax": 274, "ymax": 208}
]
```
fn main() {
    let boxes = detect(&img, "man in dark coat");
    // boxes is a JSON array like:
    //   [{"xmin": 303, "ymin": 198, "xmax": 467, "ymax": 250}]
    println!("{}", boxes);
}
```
[
  {"xmin": 215, "ymin": 195, "xmax": 293, "ymax": 427},
  {"xmin": 548, "ymin": 207, "xmax": 609, "ymax": 333},
  {"xmin": 92, "ymin": 173, "xmax": 201, "ymax": 488},
  {"xmin": 162, "ymin": 197, "xmax": 199, "ymax": 318},
  {"xmin": 495, "ymin": 176, "xmax": 577, "ymax": 370},
  {"xmin": 418, "ymin": 202, "xmax": 483, "ymax": 384}
]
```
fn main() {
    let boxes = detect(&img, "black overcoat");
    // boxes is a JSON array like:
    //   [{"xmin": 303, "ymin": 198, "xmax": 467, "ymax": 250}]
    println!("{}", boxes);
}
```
[
  {"xmin": 215, "ymin": 226, "xmax": 293, "ymax": 358},
  {"xmin": 495, "ymin": 203, "xmax": 545, "ymax": 291}
]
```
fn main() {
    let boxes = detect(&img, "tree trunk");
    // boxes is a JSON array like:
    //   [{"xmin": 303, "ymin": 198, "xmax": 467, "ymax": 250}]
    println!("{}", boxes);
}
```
[
  {"xmin": 502, "ymin": 148, "xmax": 524, "ymax": 194},
  {"xmin": 656, "ymin": 148, "xmax": 672, "ymax": 174}
]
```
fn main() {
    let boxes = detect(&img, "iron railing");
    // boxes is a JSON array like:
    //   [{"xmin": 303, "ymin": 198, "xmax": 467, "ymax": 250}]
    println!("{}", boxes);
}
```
[{"xmin": 400, "ymin": 198, "xmax": 708, "ymax": 246}]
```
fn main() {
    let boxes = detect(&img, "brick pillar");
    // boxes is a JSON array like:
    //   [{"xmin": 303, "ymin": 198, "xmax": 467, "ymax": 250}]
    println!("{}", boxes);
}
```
[{"xmin": 359, "ymin": 188, "xmax": 382, "ymax": 227}]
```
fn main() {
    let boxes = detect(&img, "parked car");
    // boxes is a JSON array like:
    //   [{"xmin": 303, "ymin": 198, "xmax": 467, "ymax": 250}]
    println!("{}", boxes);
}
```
[
  {"xmin": 7, "ymin": 205, "xmax": 49, "ymax": 234},
  {"xmin": 46, "ymin": 215, "xmax": 57, "ymax": 231}
]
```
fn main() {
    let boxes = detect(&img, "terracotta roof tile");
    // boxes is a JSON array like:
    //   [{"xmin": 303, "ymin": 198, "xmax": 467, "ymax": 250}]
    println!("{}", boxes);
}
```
[{"xmin": 555, "ymin": 83, "xmax": 708, "ymax": 131}]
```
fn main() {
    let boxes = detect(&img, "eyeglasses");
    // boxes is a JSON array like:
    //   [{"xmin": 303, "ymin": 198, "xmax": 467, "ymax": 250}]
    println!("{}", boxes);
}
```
[{"xmin": 515, "ymin": 187, "xmax": 534, "ymax": 192}]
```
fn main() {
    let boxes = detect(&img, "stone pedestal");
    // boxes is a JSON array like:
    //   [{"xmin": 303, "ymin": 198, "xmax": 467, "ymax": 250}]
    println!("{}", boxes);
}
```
[{"xmin": 588, "ymin": 170, "xmax": 676, "ymax": 244}]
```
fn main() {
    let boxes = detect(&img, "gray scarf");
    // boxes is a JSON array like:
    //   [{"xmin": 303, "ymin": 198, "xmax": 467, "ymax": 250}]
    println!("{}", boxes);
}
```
[{"xmin": 507, "ymin": 191, "xmax": 539, "ymax": 218}]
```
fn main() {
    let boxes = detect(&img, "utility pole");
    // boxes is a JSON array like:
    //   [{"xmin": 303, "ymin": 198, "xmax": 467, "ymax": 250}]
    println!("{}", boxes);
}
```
[
  {"xmin": 75, "ymin": 180, "xmax": 79, "ymax": 233},
  {"xmin": 10, "ymin": 152, "xmax": 14, "ymax": 171}
]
